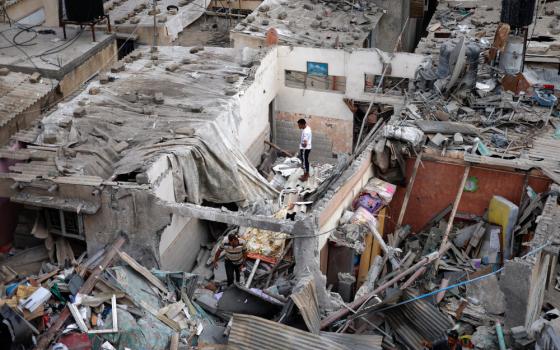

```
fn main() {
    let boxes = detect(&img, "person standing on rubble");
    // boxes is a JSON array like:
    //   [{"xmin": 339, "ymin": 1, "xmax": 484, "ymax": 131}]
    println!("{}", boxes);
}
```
[
  {"xmin": 213, "ymin": 233, "xmax": 247, "ymax": 286},
  {"xmin": 297, "ymin": 118, "xmax": 312, "ymax": 182}
]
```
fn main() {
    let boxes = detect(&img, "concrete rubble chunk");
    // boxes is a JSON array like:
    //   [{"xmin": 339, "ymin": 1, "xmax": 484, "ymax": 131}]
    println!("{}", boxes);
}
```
[
  {"xmin": 111, "ymin": 62, "xmax": 125, "ymax": 73},
  {"xmin": 190, "ymin": 46, "xmax": 204, "ymax": 54},
  {"xmin": 73, "ymin": 107, "xmax": 86, "ymax": 118},
  {"xmin": 29, "ymin": 72, "xmax": 41, "ymax": 83},
  {"xmin": 225, "ymin": 75, "xmax": 239, "ymax": 83},
  {"xmin": 0, "ymin": 67, "xmax": 10, "ymax": 76},
  {"xmin": 88, "ymin": 87, "xmax": 100, "ymax": 95},
  {"xmin": 166, "ymin": 63, "xmax": 180, "ymax": 72},
  {"xmin": 466, "ymin": 274, "xmax": 506, "ymax": 315},
  {"xmin": 99, "ymin": 73, "xmax": 110, "ymax": 84},
  {"xmin": 154, "ymin": 92, "xmax": 164, "ymax": 104}
]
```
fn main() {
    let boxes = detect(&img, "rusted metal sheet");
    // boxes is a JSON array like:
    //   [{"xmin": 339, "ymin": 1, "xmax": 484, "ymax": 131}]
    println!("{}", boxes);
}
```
[{"xmin": 290, "ymin": 277, "xmax": 321, "ymax": 334}]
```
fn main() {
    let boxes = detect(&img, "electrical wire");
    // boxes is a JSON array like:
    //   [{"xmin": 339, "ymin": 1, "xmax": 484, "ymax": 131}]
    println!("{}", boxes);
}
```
[{"xmin": 345, "ymin": 242, "xmax": 552, "ymax": 323}]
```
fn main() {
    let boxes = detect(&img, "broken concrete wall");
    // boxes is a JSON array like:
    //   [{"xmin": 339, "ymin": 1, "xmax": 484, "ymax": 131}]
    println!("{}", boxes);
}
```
[
  {"xmin": 500, "ymin": 253, "xmax": 551, "ymax": 329},
  {"xmin": 230, "ymin": 32, "xmax": 267, "ymax": 50},
  {"xmin": 374, "ymin": 0, "xmax": 419, "ymax": 52},
  {"xmin": 145, "ymin": 155, "xmax": 210, "ymax": 271},
  {"xmin": 274, "ymin": 46, "xmax": 425, "ymax": 157},
  {"xmin": 239, "ymin": 46, "xmax": 279, "ymax": 165},
  {"xmin": 159, "ymin": 214, "xmax": 209, "ymax": 271},
  {"xmin": 274, "ymin": 112, "xmax": 352, "ymax": 159},
  {"xmin": 58, "ymin": 39, "xmax": 118, "ymax": 97},
  {"xmin": 313, "ymin": 147, "xmax": 375, "ymax": 250}
]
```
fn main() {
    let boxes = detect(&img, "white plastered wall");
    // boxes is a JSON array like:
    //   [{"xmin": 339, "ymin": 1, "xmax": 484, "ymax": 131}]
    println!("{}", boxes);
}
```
[
  {"xmin": 238, "ymin": 47, "xmax": 280, "ymax": 164},
  {"xmin": 275, "ymin": 46, "xmax": 427, "ymax": 120}
]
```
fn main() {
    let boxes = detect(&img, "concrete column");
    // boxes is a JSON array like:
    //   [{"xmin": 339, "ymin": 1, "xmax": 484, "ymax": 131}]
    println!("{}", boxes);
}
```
[
  {"xmin": 292, "ymin": 218, "xmax": 333, "ymax": 311},
  {"xmin": 500, "ymin": 253, "xmax": 550, "ymax": 329}
]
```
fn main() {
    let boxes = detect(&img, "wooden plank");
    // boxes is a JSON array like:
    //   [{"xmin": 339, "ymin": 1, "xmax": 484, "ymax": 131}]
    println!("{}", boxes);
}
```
[
  {"xmin": 440, "ymin": 166, "xmax": 471, "ymax": 253},
  {"xmin": 118, "ymin": 250, "xmax": 169, "ymax": 294},
  {"xmin": 396, "ymin": 153, "xmax": 423, "ymax": 228},
  {"xmin": 170, "ymin": 333, "xmax": 180, "ymax": 350},
  {"xmin": 35, "ymin": 236, "xmax": 126, "ymax": 350}
]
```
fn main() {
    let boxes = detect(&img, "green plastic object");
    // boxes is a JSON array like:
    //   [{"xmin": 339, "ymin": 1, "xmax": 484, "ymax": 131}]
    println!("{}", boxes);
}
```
[{"xmin": 464, "ymin": 176, "xmax": 479, "ymax": 192}]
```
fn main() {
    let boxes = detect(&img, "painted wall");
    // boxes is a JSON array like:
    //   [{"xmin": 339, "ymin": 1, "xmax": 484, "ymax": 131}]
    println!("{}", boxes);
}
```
[
  {"xmin": 272, "ymin": 46, "xmax": 426, "ymax": 155},
  {"xmin": 275, "ymin": 46, "xmax": 425, "ymax": 119},
  {"xmin": 316, "ymin": 149, "xmax": 375, "ymax": 249},
  {"xmin": 385, "ymin": 158, "xmax": 552, "ymax": 234}
]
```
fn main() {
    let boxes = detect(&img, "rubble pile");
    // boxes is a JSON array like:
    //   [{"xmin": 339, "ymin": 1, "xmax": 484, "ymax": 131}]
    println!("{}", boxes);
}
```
[{"xmin": 0, "ymin": 236, "xmax": 212, "ymax": 350}]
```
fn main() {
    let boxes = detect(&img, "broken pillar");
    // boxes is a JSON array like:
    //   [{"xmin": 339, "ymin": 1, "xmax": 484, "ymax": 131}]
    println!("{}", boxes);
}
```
[
  {"xmin": 500, "ymin": 252, "xmax": 550, "ymax": 329},
  {"xmin": 292, "ymin": 218, "xmax": 333, "ymax": 311}
]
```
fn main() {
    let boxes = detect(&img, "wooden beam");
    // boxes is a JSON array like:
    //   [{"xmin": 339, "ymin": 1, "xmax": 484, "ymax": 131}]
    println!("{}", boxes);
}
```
[
  {"xmin": 396, "ymin": 153, "xmax": 423, "ymax": 229},
  {"xmin": 440, "ymin": 165, "xmax": 471, "ymax": 252},
  {"xmin": 118, "ymin": 250, "xmax": 169, "ymax": 294},
  {"xmin": 35, "ymin": 236, "xmax": 126, "ymax": 350}
]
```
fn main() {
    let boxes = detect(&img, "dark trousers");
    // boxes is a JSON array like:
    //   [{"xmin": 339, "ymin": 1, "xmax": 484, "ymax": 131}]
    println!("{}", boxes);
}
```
[
  {"xmin": 299, "ymin": 149, "xmax": 311, "ymax": 174},
  {"xmin": 225, "ymin": 259, "xmax": 241, "ymax": 286}
]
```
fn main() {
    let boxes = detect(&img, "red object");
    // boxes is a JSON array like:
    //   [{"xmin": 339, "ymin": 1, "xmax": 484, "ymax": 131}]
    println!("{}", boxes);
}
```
[
  {"xmin": 265, "ymin": 28, "xmax": 279, "ymax": 46},
  {"xmin": 58, "ymin": 333, "xmax": 92, "ymax": 350},
  {"xmin": 246, "ymin": 252, "xmax": 277, "ymax": 264},
  {"xmin": 543, "ymin": 84, "xmax": 555, "ymax": 90}
]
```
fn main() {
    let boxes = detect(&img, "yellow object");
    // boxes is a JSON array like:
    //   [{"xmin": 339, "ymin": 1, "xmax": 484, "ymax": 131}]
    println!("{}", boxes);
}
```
[
  {"xmin": 241, "ymin": 209, "xmax": 290, "ymax": 258},
  {"xmin": 357, "ymin": 208, "xmax": 386, "ymax": 288},
  {"xmin": 488, "ymin": 196, "xmax": 518, "ymax": 260}
]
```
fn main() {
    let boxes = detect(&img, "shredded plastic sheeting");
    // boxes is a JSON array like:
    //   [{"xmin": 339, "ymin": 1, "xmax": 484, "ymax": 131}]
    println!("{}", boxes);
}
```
[{"xmin": 33, "ymin": 46, "xmax": 276, "ymax": 205}]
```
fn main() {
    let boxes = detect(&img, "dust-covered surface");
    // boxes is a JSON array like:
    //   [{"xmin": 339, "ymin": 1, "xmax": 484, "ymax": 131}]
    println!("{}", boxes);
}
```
[
  {"xmin": 17, "ymin": 45, "xmax": 276, "ymax": 205},
  {"xmin": 231, "ymin": 0, "xmax": 384, "ymax": 48},
  {"xmin": 104, "ymin": 0, "xmax": 211, "ymax": 41},
  {"xmin": 0, "ymin": 24, "xmax": 114, "ymax": 78}
]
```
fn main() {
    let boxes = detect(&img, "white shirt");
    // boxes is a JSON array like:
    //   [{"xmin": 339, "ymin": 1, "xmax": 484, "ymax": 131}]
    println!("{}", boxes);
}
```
[{"xmin": 300, "ymin": 126, "xmax": 312, "ymax": 150}]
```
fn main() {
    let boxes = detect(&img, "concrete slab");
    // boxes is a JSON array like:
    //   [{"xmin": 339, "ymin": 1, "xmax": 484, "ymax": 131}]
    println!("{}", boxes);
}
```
[
  {"xmin": 103, "ymin": 0, "xmax": 211, "ymax": 44},
  {"xmin": 0, "ymin": 24, "xmax": 116, "ymax": 82}
]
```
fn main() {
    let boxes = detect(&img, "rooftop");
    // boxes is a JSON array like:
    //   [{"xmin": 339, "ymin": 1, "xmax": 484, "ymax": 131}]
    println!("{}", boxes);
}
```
[
  {"xmin": 416, "ymin": 0, "xmax": 560, "ymax": 61},
  {"xmin": 231, "ymin": 0, "xmax": 383, "ymax": 48},
  {"xmin": 0, "ymin": 45, "xmax": 277, "ymax": 204},
  {"xmin": 0, "ymin": 24, "xmax": 115, "ymax": 79},
  {"xmin": 104, "ymin": 0, "xmax": 210, "ymax": 42},
  {"xmin": 0, "ymin": 70, "xmax": 58, "ymax": 143}
]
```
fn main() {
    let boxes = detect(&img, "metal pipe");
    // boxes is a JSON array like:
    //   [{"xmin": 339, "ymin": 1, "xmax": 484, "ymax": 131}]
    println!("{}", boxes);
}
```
[{"xmin": 245, "ymin": 258, "xmax": 260, "ymax": 288}]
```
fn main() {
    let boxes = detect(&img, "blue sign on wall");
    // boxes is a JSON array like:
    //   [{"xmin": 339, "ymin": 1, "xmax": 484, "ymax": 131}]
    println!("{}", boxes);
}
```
[{"xmin": 307, "ymin": 61, "xmax": 328, "ymax": 77}]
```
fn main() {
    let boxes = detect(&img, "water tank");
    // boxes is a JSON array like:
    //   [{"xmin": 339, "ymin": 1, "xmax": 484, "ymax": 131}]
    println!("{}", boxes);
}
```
[
  {"xmin": 64, "ymin": 0, "xmax": 104, "ymax": 22},
  {"xmin": 500, "ymin": 0, "xmax": 536, "ymax": 28}
]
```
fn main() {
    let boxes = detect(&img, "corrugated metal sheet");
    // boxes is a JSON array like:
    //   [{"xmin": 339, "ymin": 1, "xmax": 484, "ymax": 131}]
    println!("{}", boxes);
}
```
[
  {"xmin": 320, "ymin": 332, "xmax": 383, "ymax": 350},
  {"xmin": 229, "ymin": 314, "xmax": 347, "ymax": 350},
  {"xmin": 290, "ymin": 277, "xmax": 321, "ymax": 334},
  {"xmin": 385, "ymin": 292, "xmax": 453, "ymax": 349}
]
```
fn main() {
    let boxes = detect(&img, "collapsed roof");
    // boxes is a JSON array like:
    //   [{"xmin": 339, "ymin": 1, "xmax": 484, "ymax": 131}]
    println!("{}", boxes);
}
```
[
  {"xmin": 4, "ymin": 46, "xmax": 277, "ymax": 205},
  {"xmin": 231, "ymin": 0, "xmax": 384, "ymax": 48}
]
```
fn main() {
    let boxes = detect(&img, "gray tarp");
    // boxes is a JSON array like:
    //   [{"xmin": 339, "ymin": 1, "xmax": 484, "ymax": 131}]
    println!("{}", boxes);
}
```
[{"xmin": 34, "ymin": 46, "xmax": 277, "ymax": 205}]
